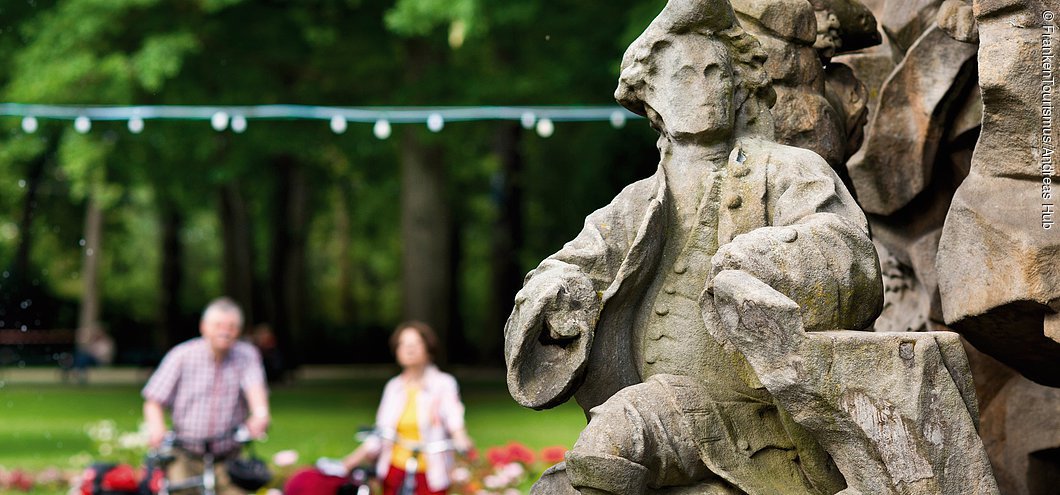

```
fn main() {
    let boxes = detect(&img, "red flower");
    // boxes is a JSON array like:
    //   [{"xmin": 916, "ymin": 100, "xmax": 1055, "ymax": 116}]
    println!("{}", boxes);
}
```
[
  {"xmin": 540, "ymin": 446, "xmax": 567, "ymax": 464},
  {"xmin": 464, "ymin": 447, "xmax": 480, "ymax": 462},
  {"xmin": 101, "ymin": 464, "xmax": 139, "ymax": 492},
  {"xmin": 486, "ymin": 446, "xmax": 510, "ymax": 466},
  {"xmin": 10, "ymin": 470, "xmax": 33, "ymax": 491},
  {"xmin": 505, "ymin": 442, "xmax": 535, "ymax": 465}
]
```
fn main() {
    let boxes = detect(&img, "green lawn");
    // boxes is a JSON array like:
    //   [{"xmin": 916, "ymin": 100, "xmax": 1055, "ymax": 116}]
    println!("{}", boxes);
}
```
[{"xmin": 0, "ymin": 374, "xmax": 586, "ymax": 475}]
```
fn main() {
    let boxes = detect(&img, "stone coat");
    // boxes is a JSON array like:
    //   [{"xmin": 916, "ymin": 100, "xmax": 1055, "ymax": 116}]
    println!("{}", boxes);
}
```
[{"xmin": 505, "ymin": 136, "xmax": 883, "ymax": 414}]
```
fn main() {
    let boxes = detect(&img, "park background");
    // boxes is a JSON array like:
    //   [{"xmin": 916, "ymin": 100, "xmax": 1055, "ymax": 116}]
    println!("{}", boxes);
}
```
[{"xmin": 0, "ymin": 0, "xmax": 670, "ymax": 493}]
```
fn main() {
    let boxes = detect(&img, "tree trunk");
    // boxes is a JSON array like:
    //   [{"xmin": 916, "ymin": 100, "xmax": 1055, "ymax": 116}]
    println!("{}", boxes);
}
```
[
  {"xmin": 158, "ymin": 201, "xmax": 185, "ymax": 348},
  {"xmin": 2, "ymin": 151, "xmax": 48, "ymax": 330},
  {"xmin": 220, "ymin": 182, "xmax": 257, "ymax": 325},
  {"xmin": 485, "ymin": 123, "xmax": 526, "ymax": 364},
  {"xmin": 334, "ymin": 183, "xmax": 355, "ymax": 325},
  {"xmin": 12, "ymin": 153, "xmax": 46, "ymax": 283},
  {"xmin": 268, "ymin": 155, "xmax": 308, "ymax": 366},
  {"xmin": 76, "ymin": 190, "xmax": 103, "ymax": 348},
  {"xmin": 399, "ymin": 128, "xmax": 452, "ymax": 364}
]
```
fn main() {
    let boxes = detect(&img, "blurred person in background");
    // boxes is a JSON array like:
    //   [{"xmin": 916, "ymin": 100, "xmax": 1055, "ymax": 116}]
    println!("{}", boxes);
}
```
[
  {"xmin": 65, "ymin": 322, "xmax": 115, "ymax": 384},
  {"xmin": 343, "ymin": 321, "xmax": 473, "ymax": 495},
  {"xmin": 142, "ymin": 297, "xmax": 270, "ymax": 495}
]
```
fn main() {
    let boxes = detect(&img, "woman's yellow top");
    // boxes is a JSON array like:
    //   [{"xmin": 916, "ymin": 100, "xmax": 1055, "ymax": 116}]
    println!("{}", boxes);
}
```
[{"xmin": 391, "ymin": 385, "xmax": 427, "ymax": 470}]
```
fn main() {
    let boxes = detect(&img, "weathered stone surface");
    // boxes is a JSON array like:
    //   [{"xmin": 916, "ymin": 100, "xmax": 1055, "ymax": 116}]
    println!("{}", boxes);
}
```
[
  {"xmin": 833, "ymin": 52, "xmax": 897, "ymax": 137},
  {"xmin": 938, "ymin": 0, "xmax": 980, "ymax": 42},
  {"xmin": 809, "ymin": 0, "xmax": 883, "ymax": 54},
  {"xmin": 824, "ymin": 62, "xmax": 871, "ymax": 156},
  {"xmin": 957, "ymin": 343, "xmax": 1060, "ymax": 495},
  {"xmin": 936, "ymin": 0, "xmax": 1060, "ymax": 386},
  {"xmin": 877, "ymin": 0, "xmax": 941, "ymax": 54},
  {"xmin": 737, "ymin": 0, "xmax": 878, "ymax": 172},
  {"xmin": 711, "ymin": 269, "xmax": 1000, "ymax": 495},
  {"xmin": 846, "ymin": 26, "xmax": 978, "ymax": 215},
  {"xmin": 752, "ymin": 33, "xmax": 823, "ymax": 87},
  {"xmin": 772, "ymin": 87, "xmax": 847, "ymax": 167},
  {"xmin": 873, "ymin": 240, "xmax": 934, "ymax": 333},
  {"xmin": 731, "ymin": 0, "xmax": 818, "ymax": 43},
  {"xmin": 938, "ymin": 175, "xmax": 1060, "ymax": 385}
]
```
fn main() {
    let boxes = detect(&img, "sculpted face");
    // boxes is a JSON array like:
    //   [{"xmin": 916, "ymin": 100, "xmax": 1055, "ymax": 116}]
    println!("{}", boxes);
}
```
[
  {"xmin": 643, "ymin": 37, "xmax": 735, "ymax": 142},
  {"xmin": 200, "ymin": 308, "xmax": 242, "ymax": 356}
]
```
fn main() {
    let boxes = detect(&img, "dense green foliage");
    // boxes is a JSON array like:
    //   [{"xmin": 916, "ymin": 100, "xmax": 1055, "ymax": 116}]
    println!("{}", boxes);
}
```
[{"xmin": 0, "ymin": 0, "xmax": 665, "ymax": 364}]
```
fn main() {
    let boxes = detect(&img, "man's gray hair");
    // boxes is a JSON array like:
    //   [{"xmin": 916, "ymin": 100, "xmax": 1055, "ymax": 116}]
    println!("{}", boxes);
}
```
[{"xmin": 202, "ymin": 297, "xmax": 244, "ymax": 327}]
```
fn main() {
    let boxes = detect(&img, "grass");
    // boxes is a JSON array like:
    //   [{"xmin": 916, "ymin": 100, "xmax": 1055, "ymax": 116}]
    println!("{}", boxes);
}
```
[{"xmin": 0, "ymin": 374, "xmax": 586, "ymax": 487}]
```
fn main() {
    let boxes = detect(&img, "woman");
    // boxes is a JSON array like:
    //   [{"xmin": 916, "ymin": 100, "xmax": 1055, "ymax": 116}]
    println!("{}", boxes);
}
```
[{"xmin": 343, "ymin": 321, "xmax": 472, "ymax": 495}]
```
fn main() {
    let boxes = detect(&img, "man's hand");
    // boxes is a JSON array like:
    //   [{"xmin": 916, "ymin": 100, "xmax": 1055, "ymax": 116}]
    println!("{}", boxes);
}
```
[
  {"xmin": 243, "ymin": 384, "xmax": 270, "ymax": 439},
  {"xmin": 143, "ymin": 400, "xmax": 169, "ymax": 449},
  {"xmin": 245, "ymin": 413, "xmax": 269, "ymax": 439},
  {"xmin": 147, "ymin": 423, "xmax": 167, "ymax": 450}
]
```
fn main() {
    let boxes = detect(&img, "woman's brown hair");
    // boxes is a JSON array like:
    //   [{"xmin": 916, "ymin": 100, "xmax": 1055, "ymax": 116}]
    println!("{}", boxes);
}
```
[{"xmin": 389, "ymin": 320, "xmax": 439, "ymax": 359}]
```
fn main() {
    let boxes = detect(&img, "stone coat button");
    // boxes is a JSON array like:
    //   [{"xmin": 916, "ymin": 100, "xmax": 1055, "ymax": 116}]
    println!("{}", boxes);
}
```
[
  {"xmin": 655, "ymin": 306, "xmax": 669, "ymax": 316},
  {"xmin": 727, "ymin": 196, "xmax": 742, "ymax": 209},
  {"xmin": 674, "ymin": 264, "xmax": 688, "ymax": 274},
  {"xmin": 778, "ymin": 228, "xmax": 798, "ymax": 243},
  {"xmin": 664, "ymin": 286, "xmax": 676, "ymax": 294},
  {"xmin": 737, "ymin": 439, "xmax": 750, "ymax": 451}
]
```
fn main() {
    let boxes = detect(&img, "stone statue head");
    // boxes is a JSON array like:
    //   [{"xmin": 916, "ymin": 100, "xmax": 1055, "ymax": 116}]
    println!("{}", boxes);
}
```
[{"xmin": 615, "ymin": 0, "xmax": 775, "ymax": 143}]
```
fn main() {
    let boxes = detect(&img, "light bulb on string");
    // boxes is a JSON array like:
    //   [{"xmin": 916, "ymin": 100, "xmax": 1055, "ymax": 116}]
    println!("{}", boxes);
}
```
[
  {"xmin": 128, "ymin": 116, "xmax": 145, "ymax": 134},
  {"xmin": 535, "ymin": 118, "xmax": 554, "ymax": 138},
  {"xmin": 330, "ymin": 115, "xmax": 347, "ymax": 134},
  {"xmin": 520, "ymin": 112, "xmax": 536, "ymax": 129},
  {"xmin": 231, "ymin": 115, "xmax": 247, "ymax": 133},
  {"xmin": 74, "ymin": 116, "xmax": 91, "ymax": 134},
  {"xmin": 21, "ymin": 116, "xmax": 38, "ymax": 134},
  {"xmin": 211, "ymin": 111, "xmax": 229, "ymax": 131},
  {"xmin": 609, "ymin": 111, "xmax": 627, "ymax": 129},
  {"xmin": 373, "ymin": 119, "xmax": 391, "ymax": 140},
  {"xmin": 427, "ymin": 113, "xmax": 444, "ymax": 133}
]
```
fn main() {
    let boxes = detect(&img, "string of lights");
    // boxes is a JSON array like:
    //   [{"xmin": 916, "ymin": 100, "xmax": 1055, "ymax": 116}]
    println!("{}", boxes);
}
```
[{"xmin": 0, "ymin": 103, "xmax": 640, "ymax": 139}]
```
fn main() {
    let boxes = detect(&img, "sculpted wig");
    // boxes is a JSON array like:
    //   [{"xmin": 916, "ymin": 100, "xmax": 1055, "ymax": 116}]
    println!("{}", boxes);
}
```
[{"xmin": 615, "ymin": 0, "xmax": 776, "ymax": 139}]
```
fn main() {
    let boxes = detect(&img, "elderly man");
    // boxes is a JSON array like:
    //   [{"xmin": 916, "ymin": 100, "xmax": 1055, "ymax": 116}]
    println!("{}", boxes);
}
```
[
  {"xmin": 504, "ymin": 0, "xmax": 882, "ymax": 493},
  {"xmin": 143, "ymin": 297, "xmax": 270, "ymax": 495}
]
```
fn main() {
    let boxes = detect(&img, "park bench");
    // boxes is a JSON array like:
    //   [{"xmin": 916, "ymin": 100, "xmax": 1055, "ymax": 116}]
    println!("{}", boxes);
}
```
[{"xmin": 0, "ymin": 329, "xmax": 75, "ymax": 365}]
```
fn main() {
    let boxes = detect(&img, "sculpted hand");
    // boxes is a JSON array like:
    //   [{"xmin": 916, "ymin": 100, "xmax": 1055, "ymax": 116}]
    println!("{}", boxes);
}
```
[
  {"xmin": 708, "ymin": 227, "xmax": 797, "ymax": 294},
  {"xmin": 542, "ymin": 282, "xmax": 596, "ymax": 342},
  {"xmin": 515, "ymin": 269, "xmax": 599, "ymax": 344},
  {"xmin": 506, "ymin": 264, "xmax": 600, "ymax": 409}
]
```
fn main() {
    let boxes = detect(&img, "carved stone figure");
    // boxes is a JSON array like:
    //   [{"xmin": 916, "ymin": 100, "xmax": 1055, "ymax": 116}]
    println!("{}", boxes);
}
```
[
  {"xmin": 504, "ymin": 0, "xmax": 888, "ymax": 492},
  {"xmin": 504, "ymin": 0, "xmax": 1004, "ymax": 493}
]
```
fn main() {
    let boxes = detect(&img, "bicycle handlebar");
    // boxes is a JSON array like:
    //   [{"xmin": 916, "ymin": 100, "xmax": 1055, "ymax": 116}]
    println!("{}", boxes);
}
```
[
  {"xmin": 354, "ymin": 427, "xmax": 463, "ymax": 455},
  {"xmin": 153, "ymin": 425, "xmax": 261, "ymax": 456}
]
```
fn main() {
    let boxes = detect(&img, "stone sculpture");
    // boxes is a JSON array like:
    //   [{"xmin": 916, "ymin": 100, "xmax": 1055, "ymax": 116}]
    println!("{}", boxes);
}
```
[{"xmin": 504, "ymin": 0, "xmax": 999, "ymax": 493}]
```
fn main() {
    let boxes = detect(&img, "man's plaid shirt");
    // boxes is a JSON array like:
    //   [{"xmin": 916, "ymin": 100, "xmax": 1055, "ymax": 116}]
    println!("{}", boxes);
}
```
[{"xmin": 142, "ymin": 337, "xmax": 266, "ymax": 455}]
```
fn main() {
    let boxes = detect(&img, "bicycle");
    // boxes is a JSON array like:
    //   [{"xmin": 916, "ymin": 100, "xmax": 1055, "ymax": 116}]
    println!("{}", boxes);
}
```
[
  {"xmin": 297, "ymin": 428, "xmax": 462, "ymax": 495},
  {"xmin": 147, "ymin": 426, "xmax": 268, "ymax": 495}
]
